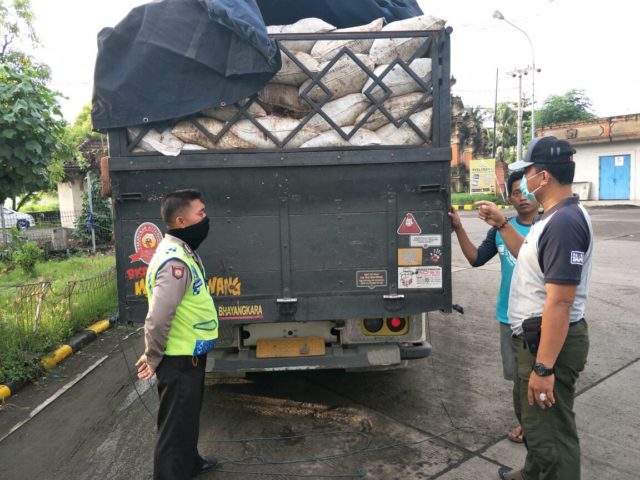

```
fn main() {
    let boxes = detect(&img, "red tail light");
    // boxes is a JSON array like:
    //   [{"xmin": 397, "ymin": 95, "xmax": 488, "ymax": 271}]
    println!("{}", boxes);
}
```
[{"xmin": 387, "ymin": 317, "xmax": 405, "ymax": 332}]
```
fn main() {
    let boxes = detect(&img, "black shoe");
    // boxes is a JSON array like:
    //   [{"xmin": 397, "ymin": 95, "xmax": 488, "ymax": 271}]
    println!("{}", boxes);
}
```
[
  {"xmin": 193, "ymin": 456, "xmax": 218, "ymax": 477},
  {"xmin": 498, "ymin": 466, "xmax": 524, "ymax": 480}
]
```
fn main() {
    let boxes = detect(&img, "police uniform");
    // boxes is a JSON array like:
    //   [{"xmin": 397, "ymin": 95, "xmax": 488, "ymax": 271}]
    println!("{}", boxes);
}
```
[
  {"xmin": 508, "ymin": 196, "xmax": 593, "ymax": 479},
  {"xmin": 144, "ymin": 234, "xmax": 218, "ymax": 480}
]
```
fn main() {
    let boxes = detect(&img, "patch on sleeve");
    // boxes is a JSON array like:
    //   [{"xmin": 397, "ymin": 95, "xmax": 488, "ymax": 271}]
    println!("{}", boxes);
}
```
[
  {"xmin": 171, "ymin": 265, "xmax": 185, "ymax": 279},
  {"xmin": 570, "ymin": 251, "xmax": 585, "ymax": 265}
]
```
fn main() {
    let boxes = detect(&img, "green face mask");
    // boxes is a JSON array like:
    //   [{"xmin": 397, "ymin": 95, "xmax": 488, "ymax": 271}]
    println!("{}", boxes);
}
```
[{"xmin": 520, "ymin": 171, "xmax": 543, "ymax": 202}]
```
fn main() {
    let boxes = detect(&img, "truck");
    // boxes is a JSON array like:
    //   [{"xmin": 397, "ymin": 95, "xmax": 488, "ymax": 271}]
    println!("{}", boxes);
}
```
[{"xmin": 104, "ymin": 20, "xmax": 453, "ymax": 374}]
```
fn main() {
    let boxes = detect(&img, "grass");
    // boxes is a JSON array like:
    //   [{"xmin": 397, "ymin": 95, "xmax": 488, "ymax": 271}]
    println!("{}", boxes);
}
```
[
  {"xmin": 0, "ymin": 252, "xmax": 115, "ymax": 291},
  {"xmin": 451, "ymin": 192, "xmax": 507, "ymax": 206},
  {"xmin": 0, "ymin": 252, "xmax": 117, "ymax": 384}
]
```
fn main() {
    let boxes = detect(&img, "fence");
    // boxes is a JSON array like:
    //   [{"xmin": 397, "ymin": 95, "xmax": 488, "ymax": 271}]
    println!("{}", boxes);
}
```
[
  {"xmin": 0, "ymin": 209, "xmax": 114, "ymax": 250},
  {"xmin": 0, "ymin": 268, "xmax": 117, "ymax": 363}
]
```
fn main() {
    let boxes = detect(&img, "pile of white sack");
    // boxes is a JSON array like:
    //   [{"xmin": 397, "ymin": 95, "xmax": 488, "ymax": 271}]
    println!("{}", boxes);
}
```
[{"xmin": 129, "ymin": 14, "xmax": 445, "ymax": 155}]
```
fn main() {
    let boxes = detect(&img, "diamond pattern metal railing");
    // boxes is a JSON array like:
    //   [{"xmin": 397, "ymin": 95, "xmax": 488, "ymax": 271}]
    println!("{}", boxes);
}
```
[{"xmin": 125, "ymin": 29, "xmax": 443, "ymax": 152}]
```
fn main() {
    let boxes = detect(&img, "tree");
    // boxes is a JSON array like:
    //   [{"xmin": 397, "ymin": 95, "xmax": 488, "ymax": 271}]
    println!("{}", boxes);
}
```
[
  {"xmin": 459, "ymin": 106, "xmax": 491, "ymax": 158},
  {"xmin": 0, "ymin": 64, "xmax": 72, "ymax": 207},
  {"xmin": 0, "ymin": 0, "xmax": 49, "ymax": 79},
  {"xmin": 535, "ymin": 89, "xmax": 597, "ymax": 127},
  {"xmin": 494, "ymin": 102, "xmax": 518, "ymax": 163},
  {"xmin": 1, "ymin": 0, "xmax": 73, "ymax": 215}
]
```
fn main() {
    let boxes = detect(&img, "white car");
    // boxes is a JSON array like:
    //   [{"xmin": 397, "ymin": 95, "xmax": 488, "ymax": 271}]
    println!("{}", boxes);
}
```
[{"xmin": 1, "ymin": 207, "xmax": 36, "ymax": 230}]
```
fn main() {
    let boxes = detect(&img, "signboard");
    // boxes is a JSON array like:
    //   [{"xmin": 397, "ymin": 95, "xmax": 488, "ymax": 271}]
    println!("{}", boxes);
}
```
[{"xmin": 470, "ymin": 159, "xmax": 496, "ymax": 194}]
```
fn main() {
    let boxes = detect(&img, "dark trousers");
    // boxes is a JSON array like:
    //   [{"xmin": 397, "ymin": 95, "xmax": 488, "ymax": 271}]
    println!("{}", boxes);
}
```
[
  {"xmin": 512, "ymin": 322, "xmax": 589, "ymax": 480},
  {"xmin": 154, "ymin": 354, "xmax": 207, "ymax": 480}
]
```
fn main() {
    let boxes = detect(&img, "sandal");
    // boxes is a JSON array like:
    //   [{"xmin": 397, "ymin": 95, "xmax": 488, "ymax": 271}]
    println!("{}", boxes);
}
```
[{"xmin": 507, "ymin": 424, "xmax": 524, "ymax": 443}]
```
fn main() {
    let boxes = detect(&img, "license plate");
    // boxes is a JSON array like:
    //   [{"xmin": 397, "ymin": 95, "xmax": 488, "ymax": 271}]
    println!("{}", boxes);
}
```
[{"xmin": 256, "ymin": 337, "xmax": 325, "ymax": 359}]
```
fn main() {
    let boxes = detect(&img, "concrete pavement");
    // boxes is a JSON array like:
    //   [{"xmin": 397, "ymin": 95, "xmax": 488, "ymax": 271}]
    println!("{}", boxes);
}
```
[{"xmin": 0, "ymin": 207, "xmax": 637, "ymax": 479}]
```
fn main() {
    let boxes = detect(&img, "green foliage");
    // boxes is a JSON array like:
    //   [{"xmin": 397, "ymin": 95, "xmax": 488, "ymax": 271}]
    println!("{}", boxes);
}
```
[
  {"xmin": 0, "ymin": 64, "xmax": 73, "ymax": 203},
  {"xmin": 0, "ymin": 253, "xmax": 116, "ymax": 383},
  {"xmin": 0, "ymin": 0, "xmax": 50, "ymax": 79},
  {"xmin": 73, "ymin": 178, "xmax": 113, "ymax": 245},
  {"xmin": 458, "ymin": 106, "xmax": 491, "ymax": 158},
  {"xmin": 62, "ymin": 102, "xmax": 102, "ymax": 169},
  {"xmin": 451, "ymin": 192, "xmax": 505, "ymax": 206},
  {"xmin": 536, "ymin": 89, "xmax": 597, "ymax": 127},
  {"xmin": 15, "ymin": 240, "xmax": 42, "ymax": 276}
]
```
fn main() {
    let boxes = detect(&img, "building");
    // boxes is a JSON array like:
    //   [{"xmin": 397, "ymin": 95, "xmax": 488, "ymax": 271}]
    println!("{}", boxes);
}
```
[{"xmin": 538, "ymin": 114, "xmax": 640, "ymax": 201}]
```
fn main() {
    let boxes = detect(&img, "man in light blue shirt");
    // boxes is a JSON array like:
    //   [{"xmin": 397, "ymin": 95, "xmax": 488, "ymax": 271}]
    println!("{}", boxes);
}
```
[{"xmin": 449, "ymin": 170, "xmax": 538, "ymax": 442}]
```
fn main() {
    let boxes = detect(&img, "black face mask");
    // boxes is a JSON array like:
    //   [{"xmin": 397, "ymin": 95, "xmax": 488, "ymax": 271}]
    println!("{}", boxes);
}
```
[{"xmin": 168, "ymin": 217, "xmax": 210, "ymax": 250}]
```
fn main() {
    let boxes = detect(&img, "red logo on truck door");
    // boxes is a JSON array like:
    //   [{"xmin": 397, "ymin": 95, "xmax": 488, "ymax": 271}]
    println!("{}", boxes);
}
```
[
  {"xmin": 397, "ymin": 213, "xmax": 422, "ymax": 235},
  {"xmin": 129, "ymin": 222, "xmax": 163, "ymax": 264}
]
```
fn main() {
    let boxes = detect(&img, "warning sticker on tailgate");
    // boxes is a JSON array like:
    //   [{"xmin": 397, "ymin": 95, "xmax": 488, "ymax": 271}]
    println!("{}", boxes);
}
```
[
  {"xmin": 356, "ymin": 270, "xmax": 388, "ymax": 289},
  {"xmin": 398, "ymin": 266, "xmax": 442, "ymax": 289}
]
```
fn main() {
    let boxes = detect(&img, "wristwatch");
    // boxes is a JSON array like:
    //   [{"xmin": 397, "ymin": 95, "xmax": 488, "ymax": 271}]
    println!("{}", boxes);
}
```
[{"xmin": 532, "ymin": 362, "xmax": 555, "ymax": 376}]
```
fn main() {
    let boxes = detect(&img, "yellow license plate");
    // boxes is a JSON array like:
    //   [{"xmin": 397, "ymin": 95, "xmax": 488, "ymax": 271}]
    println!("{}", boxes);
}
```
[{"xmin": 256, "ymin": 337, "xmax": 325, "ymax": 359}]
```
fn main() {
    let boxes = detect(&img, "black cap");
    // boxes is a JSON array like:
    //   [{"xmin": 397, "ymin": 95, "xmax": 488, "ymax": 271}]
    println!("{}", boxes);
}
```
[{"xmin": 509, "ymin": 136, "xmax": 576, "ymax": 171}]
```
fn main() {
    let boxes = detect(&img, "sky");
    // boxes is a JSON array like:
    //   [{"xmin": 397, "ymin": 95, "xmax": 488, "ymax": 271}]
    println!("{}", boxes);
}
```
[{"xmin": 26, "ymin": 0, "xmax": 640, "ymax": 123}]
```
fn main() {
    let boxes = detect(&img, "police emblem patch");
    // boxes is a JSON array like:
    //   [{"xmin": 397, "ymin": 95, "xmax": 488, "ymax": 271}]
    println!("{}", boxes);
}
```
[
  {"xmin": 570, "ymin": 251, "xmax": 584, "ymax": 265},
  {"xmin": 172, "ymin": 265, "xmax": 185, "ymax": 279}
]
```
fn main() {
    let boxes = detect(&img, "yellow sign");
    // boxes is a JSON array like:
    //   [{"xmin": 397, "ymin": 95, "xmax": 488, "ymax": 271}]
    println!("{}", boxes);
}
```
[
  {"xmin": 398, "ymin": 248, "xmax": 423, "ymax": 266},
  {"xmin": 470, "ymin": 159, "xmax": 496, "ymax": 194}
]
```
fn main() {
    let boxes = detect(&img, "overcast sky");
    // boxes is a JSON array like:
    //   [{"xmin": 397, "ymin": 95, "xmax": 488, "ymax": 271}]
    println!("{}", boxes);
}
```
[{"xmin": 28, "ymin": 0, "xmax": 639, "ymax": 123}]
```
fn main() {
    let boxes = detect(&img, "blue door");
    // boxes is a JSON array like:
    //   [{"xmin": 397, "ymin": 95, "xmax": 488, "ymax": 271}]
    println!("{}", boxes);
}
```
[{"xmin": 599, "ymin": 155, "xmax": 631, "ymax": 200}]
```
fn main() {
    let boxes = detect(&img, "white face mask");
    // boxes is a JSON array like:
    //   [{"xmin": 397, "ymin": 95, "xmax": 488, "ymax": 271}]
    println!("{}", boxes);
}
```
[{"xmin": 520, "ymin": 171, "xmax": 544, "ymax": 201}]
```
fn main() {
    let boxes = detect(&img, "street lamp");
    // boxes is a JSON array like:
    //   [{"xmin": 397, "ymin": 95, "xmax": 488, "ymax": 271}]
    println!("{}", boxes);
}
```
[{"xmin": 493, "ymin": 10, "xmax": 539, "ymax": 138}]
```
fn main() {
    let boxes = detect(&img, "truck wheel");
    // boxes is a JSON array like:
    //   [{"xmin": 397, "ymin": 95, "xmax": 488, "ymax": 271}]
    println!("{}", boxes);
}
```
[{"xmin": 17, "ymin": 219, "xmax": 29, "ymax": 231}]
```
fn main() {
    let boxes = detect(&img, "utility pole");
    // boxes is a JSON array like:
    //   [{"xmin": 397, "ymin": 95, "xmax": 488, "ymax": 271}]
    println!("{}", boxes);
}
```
[
  {"xmin": 493, "ymin": 10, "xmax": 539, "ymax": 138},
  {"xmin": 508, "ymin": 66, "xmax": 532, "ymax": 162},
  {"xmin": 86, "ymin": 172, "xmax": 97, "ymax": 254},
  {"xmin": 493, "ymin": 68, "xmax": 498, "ymax": 159}
]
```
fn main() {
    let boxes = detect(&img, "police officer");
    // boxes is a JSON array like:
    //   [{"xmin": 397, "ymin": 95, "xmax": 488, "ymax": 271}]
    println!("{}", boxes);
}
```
[
  {"xmin": 475, "ymin": 136, "xmax": 593, "ymax": 480},
  {"xmin": 136, "ymin": 189, "xmax": 219, "ymax": 480}
]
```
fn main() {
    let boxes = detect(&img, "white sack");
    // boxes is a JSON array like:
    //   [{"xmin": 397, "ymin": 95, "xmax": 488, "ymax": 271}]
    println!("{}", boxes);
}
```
[
  {"xmin": 172, "ymin": 118, "xmax": 256, "ymax": 149},
  {"xmin": 376, "ymin": 108, "xmax": 433, "ymax": 145},
  {"xmin": 230, "ymin": 115, "xmax": 317, "ymax": 148},
  {"xmin": 299, "ymin": 54, "xmax": 375, "ymax": 102},
  {"xmin": 369, "ymin": 15, "xmax": 445, "ymax": 65},
  {"xmin": 310, "ymin": 18, "xmax": 384, "ymax": 62},
  {"xmin": 300, "ymin": 126, "xmax": 381, "ymax": 148},
  {"xmin": 305, "ymin": 93, "xmax": 371, "ymax": 132},
  {"xmin": 273, "ymin": 51, "xmax": 321, "ymax": 86},
  {"xmin": 128, "ymin": 127, "xmax": 184, "ymax": 156},
  {"xmin": 267, "ymin": 18, "xmax": 336, "ymax": 53},
  {"xmin": 355, "ymin": 92, "xmax": 429, "ymax": 130},
  {"xmin": 362, "ymin": 58, "xmax": 432, "ymax": 101}
]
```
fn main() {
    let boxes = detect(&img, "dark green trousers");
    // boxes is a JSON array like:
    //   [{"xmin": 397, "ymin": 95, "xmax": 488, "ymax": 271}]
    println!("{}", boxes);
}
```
[{"xmin": 512, "ymin": 322, "xmax": 589, "ymax": 480}]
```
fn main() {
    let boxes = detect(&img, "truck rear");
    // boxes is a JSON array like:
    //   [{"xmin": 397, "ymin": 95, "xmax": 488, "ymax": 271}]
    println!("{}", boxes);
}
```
[{"xmin": 105, "ymin": 21, "xmax": 453, "ymax": 373}]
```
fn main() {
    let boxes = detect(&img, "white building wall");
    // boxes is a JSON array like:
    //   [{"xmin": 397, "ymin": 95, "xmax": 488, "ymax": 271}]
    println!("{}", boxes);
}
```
[{"xmin": 573, "ymin": 141, "xmax": 640, "ymax": 200}]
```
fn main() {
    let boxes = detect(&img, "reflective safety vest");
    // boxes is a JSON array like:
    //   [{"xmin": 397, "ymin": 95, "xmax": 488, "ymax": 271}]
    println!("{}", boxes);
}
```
[{"xmin": 146, "ymin": 239, "xmax": 218, "ymax": 356}]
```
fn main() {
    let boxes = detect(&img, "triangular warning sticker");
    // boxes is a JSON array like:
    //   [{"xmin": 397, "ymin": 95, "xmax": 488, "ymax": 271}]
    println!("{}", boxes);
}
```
[{"xmin": 397, "ymin": 213, "xmax": 422, "ymax": 235}]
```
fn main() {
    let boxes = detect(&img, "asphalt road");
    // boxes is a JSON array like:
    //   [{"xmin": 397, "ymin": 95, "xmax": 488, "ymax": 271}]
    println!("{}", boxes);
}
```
[{"xmin": 0, "ymin": 206, "xmax": 638, "ymax": 480}]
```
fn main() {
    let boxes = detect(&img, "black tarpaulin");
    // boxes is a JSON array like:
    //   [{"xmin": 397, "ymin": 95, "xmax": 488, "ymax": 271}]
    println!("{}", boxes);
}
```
[
  {"xmin": 91, "ymin": 0, "xmax": 423, "ymax": 131},
  {"xmin": 256, "ymin": 0, "xmax": 423, "ymax": 28},
  {"xmin": 91, "ymin": 0, "xmax": 280, "ymax": 130}
]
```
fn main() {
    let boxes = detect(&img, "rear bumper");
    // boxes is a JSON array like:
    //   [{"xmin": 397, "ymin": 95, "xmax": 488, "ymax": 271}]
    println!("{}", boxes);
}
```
[
  {"xmin": 400, "ymin": 342, "xmax": 432, "ymax": 359},
  {"xmin": 207, "ymin": 342, "xmax": 430, "ymax": 373}
]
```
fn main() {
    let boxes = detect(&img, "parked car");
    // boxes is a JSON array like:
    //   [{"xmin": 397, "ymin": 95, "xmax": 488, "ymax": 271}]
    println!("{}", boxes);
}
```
[{"xmin": 1, "ymin": 207, "xmax": 36, "ymax": 230}]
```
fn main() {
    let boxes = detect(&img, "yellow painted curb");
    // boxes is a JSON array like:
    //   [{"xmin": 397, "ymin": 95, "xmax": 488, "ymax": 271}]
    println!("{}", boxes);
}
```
[
  {"xmin": 462, "ymin": 204, "xmax": 473, "ymax": 211},
  {"xmin": 41, "ymin": 344, "xmax": 73, "ymax": 369},
  {"xmin": 0, "ymin": 385, "xmax": 11, "ymax": 401},
  {"xmin": 85, "ymin": 319, "xmax": 111, "ymax": 335}
]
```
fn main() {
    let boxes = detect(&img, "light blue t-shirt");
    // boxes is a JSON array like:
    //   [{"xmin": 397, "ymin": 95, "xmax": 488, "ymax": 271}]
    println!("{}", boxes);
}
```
[{"xmin": 473, "ymin": 217, "xmax": 532, "ymax": 323}]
